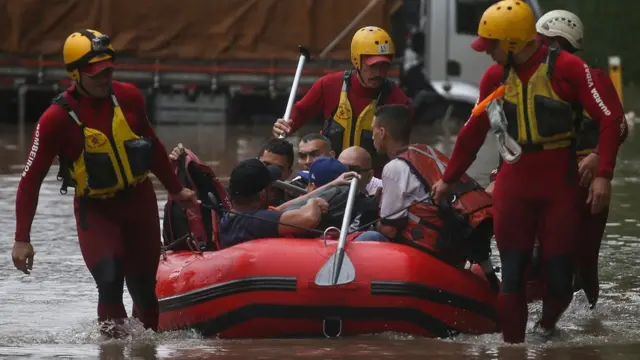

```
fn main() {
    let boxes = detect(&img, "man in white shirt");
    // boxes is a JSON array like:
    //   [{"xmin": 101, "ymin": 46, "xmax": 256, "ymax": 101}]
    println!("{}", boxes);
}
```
[
  {"xmin": 371, "ymin": 105, "xmax": 427, "ymax": 239},
  {"xmin": 371, "ymin": 104, "xmax": 494, "ymax": 273}
]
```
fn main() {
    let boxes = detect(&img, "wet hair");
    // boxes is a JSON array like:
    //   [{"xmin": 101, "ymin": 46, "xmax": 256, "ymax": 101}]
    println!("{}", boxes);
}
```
[
  {"xmin": 373, "ymin": 104, "xmax": 411, "ymax": 144},
  {"xmin": 300, "ymin": 133, "xmax": 332, "ymax": 151},
  {"xmin": 258, "ymin": 138, "xmax": 294, "ymax": 169}
]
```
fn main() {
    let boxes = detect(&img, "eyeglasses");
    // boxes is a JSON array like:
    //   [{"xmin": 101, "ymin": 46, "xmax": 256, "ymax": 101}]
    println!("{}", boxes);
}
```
[{"xmin": 346, "ymin": 165, "xmax": 372, "ymax": 173}]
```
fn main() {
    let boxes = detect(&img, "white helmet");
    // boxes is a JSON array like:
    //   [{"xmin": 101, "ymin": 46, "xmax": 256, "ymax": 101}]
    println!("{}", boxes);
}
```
[{"xmin": 535, "ymin": 9, "xmax": 584, "ymax": 50}]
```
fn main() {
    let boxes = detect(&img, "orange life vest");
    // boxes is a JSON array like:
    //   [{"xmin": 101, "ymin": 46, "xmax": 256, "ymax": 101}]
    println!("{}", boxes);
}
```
[
  {"xmin": 395, "ymin": 144, "xmax": 493, "ymax": 262},
  {"xmin": 162, "ymin": 149, "xmax": 231, "ymax": 251}
]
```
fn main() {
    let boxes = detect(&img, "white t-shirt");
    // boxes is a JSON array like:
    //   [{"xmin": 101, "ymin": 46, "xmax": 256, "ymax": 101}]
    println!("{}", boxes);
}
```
[
  {"xmin": 380, "ymin": 159, "xmax": 428, "ymax": 219},
  {"xmin": 365, "ymin": 176, "xmax": 383, "ymax": 196}
]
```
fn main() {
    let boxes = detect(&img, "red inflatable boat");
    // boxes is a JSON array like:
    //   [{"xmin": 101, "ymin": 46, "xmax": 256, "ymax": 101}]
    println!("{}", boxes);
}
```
[{"xmin": 156, "ymin": 236, "xmax": 499, "ymax": 339}]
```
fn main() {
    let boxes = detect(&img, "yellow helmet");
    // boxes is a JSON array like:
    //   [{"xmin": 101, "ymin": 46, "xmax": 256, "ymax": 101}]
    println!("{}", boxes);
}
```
[
  {"xmin": 63, "ymin": 29, "xmax": 115, "ymax": 81},
  {"xmin": 350, "ymin": 26, "xmax": 395, "ymax": 70},
  {"xmin": 475, "ymin": 0, "xmax": 537, "ymax": 54}
]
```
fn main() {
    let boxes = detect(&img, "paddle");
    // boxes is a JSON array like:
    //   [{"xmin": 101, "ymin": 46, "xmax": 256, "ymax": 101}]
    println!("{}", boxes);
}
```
[
  {"xmin": 278, "ymin": 46, "xmax": 311, "ymax": 139},
  {"xmin": 314, "ymin": 177, "xmax": 359, "ymax": 286}
]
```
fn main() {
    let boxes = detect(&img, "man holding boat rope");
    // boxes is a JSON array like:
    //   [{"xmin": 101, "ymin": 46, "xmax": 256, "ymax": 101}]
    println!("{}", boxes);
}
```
[
  {"xmin": 485, "ymin": 9, "xmax": 628, "ymax": 310},
  {"xmin": 271, "ymin": 26, "xmax": 412, "ymax": 176},
  {"xmin": 430, "ymin": 1, "xmax": 624, "ymax": 343}
]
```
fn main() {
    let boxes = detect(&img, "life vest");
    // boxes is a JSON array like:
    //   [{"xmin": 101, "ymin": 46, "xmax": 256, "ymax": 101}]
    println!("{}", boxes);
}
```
[
  {"xmin": 575, "ymin": 110, "xmax": 598, "ymax": 158},
  {"xmin": 395, "ymin": 144, "xmax": 493, "ymax": 264},
  {"xmin": 321, "ymin": 70, "xmax": 391, "ymax": 170},
  {"xmin": 162, "ymin": 149, "xmax": 232, "ymax": 251},
  {"xmin": 503, "ymin": 47, "xmax": 578, "ymax": 152},
  {"xmin": 55, "ymin": 92, "xmax": 153, "ymax": 198}
]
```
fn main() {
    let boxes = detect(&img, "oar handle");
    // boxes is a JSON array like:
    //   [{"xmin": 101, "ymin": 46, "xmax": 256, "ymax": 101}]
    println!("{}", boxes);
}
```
[
  {"xmin": 336, "ymin": 177, "xmax": 359, "ymax": 251},
  {"xmin": 278, "ymin": 46, "xmax": 311, "ymax": 139}
]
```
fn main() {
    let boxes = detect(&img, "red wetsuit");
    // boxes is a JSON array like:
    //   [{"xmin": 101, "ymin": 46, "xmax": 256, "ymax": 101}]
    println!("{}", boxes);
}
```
[
  {"xmin": 442, "ymin": 46, "xmax": 624, "ymax": 343},
  {"xmin": 289, "ymin": 70, "xmax": 412, "ymax": 176},
  {"xmin": 15, "ymin": 81, "xmax": 183, "ymax": 332},
  {"xmin": 573, "ymin": 68, "xmax": 627, "ymax": 306},
  {"xmin": 495, "ymin": 68, "xmax": 628, "ymax": 307}
]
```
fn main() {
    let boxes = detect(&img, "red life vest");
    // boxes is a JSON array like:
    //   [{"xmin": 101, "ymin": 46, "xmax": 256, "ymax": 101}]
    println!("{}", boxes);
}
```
[
  {"xmin": 395, "ymin": 144, "xmax": 493, "ymax": 262},
  {"xmin": 162, "ymin": 149, "xmax": 231, "ymax": 251}
]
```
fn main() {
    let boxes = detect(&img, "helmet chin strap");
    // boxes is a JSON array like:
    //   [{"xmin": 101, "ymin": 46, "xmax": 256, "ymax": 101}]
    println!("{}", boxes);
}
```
[
  {"xmin": 76, "ymin": 76, "xmax": 110, "ymax": 98},
  {"xmin": 355, "ymin": 69, "xmax": 381, "ymax": 90}
]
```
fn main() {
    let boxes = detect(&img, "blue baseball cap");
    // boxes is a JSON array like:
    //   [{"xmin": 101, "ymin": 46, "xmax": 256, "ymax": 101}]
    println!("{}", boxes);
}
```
[{"xmin": 296, "ymin": 156, "xmax": 346, "ymax": 187}]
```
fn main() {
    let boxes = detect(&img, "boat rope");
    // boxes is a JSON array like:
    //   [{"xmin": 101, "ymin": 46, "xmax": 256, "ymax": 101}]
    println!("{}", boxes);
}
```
[
  {"xmin": 160, "ymin": 192, "xmax": 452, "ymax": 255},
  {"xmin": 160, "ymin": 204, "xmax": 328, "ymax": 254},
  {"xmin": 203, "ymin": 204, "xmax": 327, "ymax": 235},
  {"xmin": 350, "ymin": 192, "xmax": 447, "ymax": 233}
]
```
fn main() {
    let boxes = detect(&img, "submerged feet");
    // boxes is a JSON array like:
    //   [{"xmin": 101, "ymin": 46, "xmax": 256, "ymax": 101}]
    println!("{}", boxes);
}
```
[
  {"xmin": 99, "ymin": 319, "xmax": 129, "ymax": 339},
  {"xmin": 531, "ymin": 321, "xmax": 556, "ymax": 343}
]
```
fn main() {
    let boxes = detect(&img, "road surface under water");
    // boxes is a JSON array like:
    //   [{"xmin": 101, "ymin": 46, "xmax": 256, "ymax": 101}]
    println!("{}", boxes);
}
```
[{"xmin": 1, "ymin": 122, "xmax": 640, "ymax": 359}]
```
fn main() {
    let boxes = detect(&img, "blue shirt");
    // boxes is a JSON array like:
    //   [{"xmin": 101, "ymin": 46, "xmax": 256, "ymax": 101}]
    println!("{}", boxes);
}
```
[{"xmin": 220, "ymin": 209, "xmax": 283, "ymax": 248}]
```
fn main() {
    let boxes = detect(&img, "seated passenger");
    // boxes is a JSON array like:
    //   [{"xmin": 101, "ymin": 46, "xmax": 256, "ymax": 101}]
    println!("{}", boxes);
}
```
[
  {"xmin": 372, "ymin": 104, "xmax": 494, "ymax": 269},
  {"xmin": 257, "ymin": 138, "xmax": 297, "ymax": 205},
  {"xmin": 168, "ymin": 140, "xmax": 300, "ymax": 206},
  {"xmin": 295, "ymin": 156, "xmax": 347, "ymax": 192},
  {"xmin": 163, "ymin": 146, "xmax": 232, "ymax": 251},
  {"xmin": 289, "ymin": 133, "xmax": 335, "ymax": 189},
  {"xmin": 220, "ymin": 158, "xmax": 329, "ymax": 248},
  {"xmin": 338, "ymin": 146, "xmax": 383, "ymax": 196},
  {"xmin": 282, "ymin": 156, "xmax": 381, "ymax": 235},
  {"xmin": 258, "ymin": 138, "xmax": 294, "ymax": 181},
  {"xmin": 297, "ymin": 133, "xmax": 336, "ymax": 170}
]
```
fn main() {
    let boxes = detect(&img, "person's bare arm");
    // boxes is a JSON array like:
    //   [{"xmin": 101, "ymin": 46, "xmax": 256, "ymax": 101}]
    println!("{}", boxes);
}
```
[
  {"xmin": 275, "ymin": 172, "xmax": 359, "ymax": 211},
  {"xmin": 278, "ymin": 198, "xmax": 327, "ymax": 235}
]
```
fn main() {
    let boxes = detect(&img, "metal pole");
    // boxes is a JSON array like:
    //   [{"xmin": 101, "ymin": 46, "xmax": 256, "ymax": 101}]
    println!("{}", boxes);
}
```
[{"xmin": 18, "ymin": 84, "xmax": 28, "ymax": 153}]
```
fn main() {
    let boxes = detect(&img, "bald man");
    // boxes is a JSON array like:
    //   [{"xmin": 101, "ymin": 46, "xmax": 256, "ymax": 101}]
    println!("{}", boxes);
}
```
[{"xmin": 338, "ymin": 146, "xmax": 383, "ymax": 196}]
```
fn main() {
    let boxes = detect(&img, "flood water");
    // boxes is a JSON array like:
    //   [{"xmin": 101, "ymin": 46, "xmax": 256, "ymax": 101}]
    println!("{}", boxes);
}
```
[{"xmin": 1, "ymin": 122, "xmax": 640, "ymax": 359}]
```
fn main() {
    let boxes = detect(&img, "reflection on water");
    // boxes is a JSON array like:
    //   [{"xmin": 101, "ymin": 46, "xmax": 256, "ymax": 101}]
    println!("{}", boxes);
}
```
[{"xmin": 1, "ymin": 123, "xmax": 640, "ymax": 359}]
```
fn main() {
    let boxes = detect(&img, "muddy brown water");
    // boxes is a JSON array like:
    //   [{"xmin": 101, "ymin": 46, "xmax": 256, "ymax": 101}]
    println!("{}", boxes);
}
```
[{"xmin": 1, "ymin": 122, "xmax": 640, "ymax": 359}]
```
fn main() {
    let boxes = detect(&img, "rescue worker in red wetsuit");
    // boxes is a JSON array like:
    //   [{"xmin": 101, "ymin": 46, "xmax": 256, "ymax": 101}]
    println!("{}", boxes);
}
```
[
  {"xmin": 485, "ymin": 10, "xmax": 629, "ymax": 309},
  {"xmin": 271, "ymin": 26, "xmax": 412, "ymax": 175},
  {"xmin": 11, "ymin": 29, "xmax": 198, "ymax": 336},
  {"xmin": 430, "ymin": 1, "xmax": 624, "ymax": 343}
]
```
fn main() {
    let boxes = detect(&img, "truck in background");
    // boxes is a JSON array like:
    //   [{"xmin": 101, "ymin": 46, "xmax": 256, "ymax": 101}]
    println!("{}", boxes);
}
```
[
  {"xmin": 0, "ymin": 0, "xmax": 541, "ymax": 126},
  {"xmin": 401, "ymin": 0, "xmax": 542, "ymax": 124}
]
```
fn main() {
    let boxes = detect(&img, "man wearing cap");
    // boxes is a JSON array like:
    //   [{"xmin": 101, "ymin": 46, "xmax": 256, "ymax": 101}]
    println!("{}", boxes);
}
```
[
  {"xmin": 272, "ymin": 26, "xmax": 412, "ymax": 176},
  {"xmin": 429, "ymin": 1, "xmax": 624, "ymax": 343},
  {"xmin": 296, "ymin": 156, "xmax": 348, "ymax": 192},
  {"xmin": 11, "ymin": 29, "xmax": 198, "ymax": 337},
  {"xmin": 220, "ymin": 159, "xmax": 329, "ymax": 248},
  {"xmin": 280, "ymin": 157, "xmax": 385, "ymax": 241}
]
